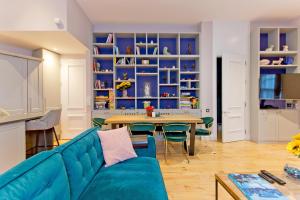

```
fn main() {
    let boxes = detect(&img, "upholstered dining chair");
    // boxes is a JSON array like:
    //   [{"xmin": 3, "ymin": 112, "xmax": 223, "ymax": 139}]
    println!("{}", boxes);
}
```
[
  {"xmin": 195, "ymin": 117, "xmax": 214, "ymax": 137},
  {"xmin": 163, "ymin": 123, "xmax": 190, "ymax": 163},
  {"xmin": 92, "ymin": 118, "xmax": 106, "ymax": 129},
  {"xmin": 129, "ymin": 122, "xmax": 156, "ymax": 136},
  {"xmin": 26, "ymin": 109, "xmax": 61, "ymax": 152}
]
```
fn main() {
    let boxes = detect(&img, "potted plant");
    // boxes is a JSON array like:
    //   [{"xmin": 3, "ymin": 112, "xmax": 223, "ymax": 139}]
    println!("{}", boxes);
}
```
[
  {"xmin": 116, "ymin": 81, "xmax": 131, "ymax": 97},
  {"xmin": 285, "ymin": 133, "xmax": 300, "ymax": 179},
  {"xmin": 145, "ymin": 106, "xmax": 154, "ymax": 117}
]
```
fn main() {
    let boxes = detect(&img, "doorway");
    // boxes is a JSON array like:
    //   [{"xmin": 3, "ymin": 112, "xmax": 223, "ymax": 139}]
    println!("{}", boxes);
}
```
[{"xmin": 217, "ymin": 54, "xmax": 246, "ymax": 142}]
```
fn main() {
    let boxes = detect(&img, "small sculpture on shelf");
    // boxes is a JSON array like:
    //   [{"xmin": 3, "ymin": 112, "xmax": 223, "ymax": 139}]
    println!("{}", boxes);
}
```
[
  {"xmin": 163, "ymin": 47, "xmax": 171, "ymax": 55},
  {"xmin": 153, "ymin": 47, "xmax": 158, "ymax": 55},
  {"xmin": 113, "ymin": 46, "xmax": 119, "ymax": 55},
  {"xmin": 145, "ymin": 106, "xmax": 154, "ymax": 117},
  {"xmin": 126, "ymin": 46, "xmax": 133, "ymax": 54},
  {"xmin": 260, "ymin": 59, "xmax": 271, "ymax": 65},
  {"xmin": 144, "ymin": 82, "xmax": 151, "ymax": 97},
  {"xmin": 272, "ymin": 58, "xmax": 284, "ymax": 65},
  {"xmin": 284, "ymin": 56, "xmax": 294, "ymax": 65},
  {"xmin": 265, "ymin": 45, "xmax": 274, "ymax": 52},
  {"xmin": 123, "ymin": 72, "xmax": 128, "ymax": 80},
  {"xmin": 283, "ymin": 45, "xmax": 289, "ymax": 52},
  {"xmin": 187, "ymin": 43, "xmax": 193, "ymax": 55}
]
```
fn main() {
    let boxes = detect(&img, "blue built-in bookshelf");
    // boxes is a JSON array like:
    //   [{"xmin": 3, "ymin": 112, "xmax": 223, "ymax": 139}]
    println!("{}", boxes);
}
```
[{"xmin": 92, "ymin": 32, "xmax": 200, "ymax": 111}]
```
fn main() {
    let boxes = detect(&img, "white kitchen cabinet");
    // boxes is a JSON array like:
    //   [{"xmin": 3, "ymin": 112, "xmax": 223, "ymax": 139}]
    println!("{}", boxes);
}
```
[
  {"xmin": 0, "ymin": 54, "xmax": 27, "ymax": 115},
  {"xmin": 0, "ymin": 121, "xmax": 25, "ymax": 173},
  {"xmin": 258, "ymin": 110, "xmax": 300, "ymax": 142},
  {"xmin": 27, "ymin": 60, "xmax": 43, "ymax": 113},
  {"xmin": 277, "ymin": 110, "xmax": 300, "ymax": 141},
  {"xmin": 259, "ymin": 110, "xmax": 278, "ymax": 142}
]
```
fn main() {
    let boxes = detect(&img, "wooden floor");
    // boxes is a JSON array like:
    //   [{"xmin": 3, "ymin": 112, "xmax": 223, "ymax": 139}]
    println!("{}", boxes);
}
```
[{"xmin": 155, "ymin": 138, "xmax": 300, "ymax": 200}]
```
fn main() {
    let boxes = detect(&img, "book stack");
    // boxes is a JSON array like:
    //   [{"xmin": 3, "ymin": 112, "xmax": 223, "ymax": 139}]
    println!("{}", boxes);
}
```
[
  {"xmin": 180, "ymin": 100, "xmax": 191, "ymax": 109},
  {"xmin": 106, "ymin": 33, "xmax": 113, "ymax": 43}
]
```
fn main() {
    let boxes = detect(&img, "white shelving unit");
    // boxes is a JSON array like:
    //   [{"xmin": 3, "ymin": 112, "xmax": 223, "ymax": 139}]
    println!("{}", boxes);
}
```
[
  {"xmin": 250, "ymin": 27, "xmax": 300, "ymax": 142},
  {"xmin": 92, "ymin": 32, "xmax": 200, "ymax": 113}
]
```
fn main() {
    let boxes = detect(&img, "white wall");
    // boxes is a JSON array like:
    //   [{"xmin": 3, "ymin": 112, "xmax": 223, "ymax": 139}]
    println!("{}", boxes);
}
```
[
  {"xmin": 211, "ymin": 21, "xmax": 251, "ymax": 140},
  {"xmin": 93, "ymin": 23, "xmax": 200, "ymax": 33},
  {"xmin": 67, "ymin": 0, "xmax": 93, "ymax": 48},
  {"xmin": 0, "ymin": 42, "xmax": 32, "ymax": 56},
  {"xmin": 0, "ymin": 0, "xmax": 67, "ymax": 31}
]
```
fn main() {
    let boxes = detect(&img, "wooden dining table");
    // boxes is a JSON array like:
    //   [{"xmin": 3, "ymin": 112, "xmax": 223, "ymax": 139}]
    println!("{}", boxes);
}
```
[{"xmin": 105, "ymin": 114, "xmax": 203, "ymax": 156}]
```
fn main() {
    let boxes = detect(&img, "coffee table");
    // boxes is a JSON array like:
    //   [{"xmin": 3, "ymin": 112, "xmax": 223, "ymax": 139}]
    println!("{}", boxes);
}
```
[{"xmin": 215, "ymin": 172, "xmax": 300, "ymax": 200}]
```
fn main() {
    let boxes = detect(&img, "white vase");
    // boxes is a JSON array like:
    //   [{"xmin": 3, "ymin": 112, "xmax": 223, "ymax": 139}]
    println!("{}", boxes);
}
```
[{"xmin": 144, "ymin": 82, "xmax": 151, "ymax": 97}]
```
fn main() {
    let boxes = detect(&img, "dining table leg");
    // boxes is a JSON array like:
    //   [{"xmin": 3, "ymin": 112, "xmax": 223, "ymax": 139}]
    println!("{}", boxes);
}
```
[
  {"xmin": 189, "ymin": 123, "xmax": 196, "ymax": 156},
  {"xmin": 111, "ymin": 124, "xmax": 117, "ymax": 129}
]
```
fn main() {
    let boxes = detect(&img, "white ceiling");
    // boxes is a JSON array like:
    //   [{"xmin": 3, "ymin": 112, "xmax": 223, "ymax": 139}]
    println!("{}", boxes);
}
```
[
  {"xmin": 0, "ymin": 31, "xmax": 87, "ymax": 54},
  {"xmin": 77, "ymin": 0, "xmax": 300, "ymax": 24}
]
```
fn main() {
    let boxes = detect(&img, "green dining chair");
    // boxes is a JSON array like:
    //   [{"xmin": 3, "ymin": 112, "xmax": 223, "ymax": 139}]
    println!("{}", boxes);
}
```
[
  {"xmin": 129, "ymin": 122, "xmax": 156, "ymax": 136},
  {"xmin": 163, "ymin": 123, "xmax": 190, "ymax": 163},
  {"xmin": 195, "ymin": 117, "xmax": 214, "ymax": 137},
  {"xmin": 92, "ymin": 118, "xmax": 106, "ymax": 129}
]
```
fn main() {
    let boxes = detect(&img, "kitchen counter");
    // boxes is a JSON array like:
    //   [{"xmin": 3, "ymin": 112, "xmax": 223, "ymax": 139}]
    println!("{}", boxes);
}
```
[{"xmin": 0, "ymin": 113, "xmax": 44, "ymax": 125}]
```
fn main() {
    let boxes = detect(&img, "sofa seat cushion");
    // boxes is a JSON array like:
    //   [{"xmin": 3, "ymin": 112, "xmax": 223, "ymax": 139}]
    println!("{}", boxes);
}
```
[{"xmin": 79, "ymin": 157, "xmax": 168, "ymax": 200}]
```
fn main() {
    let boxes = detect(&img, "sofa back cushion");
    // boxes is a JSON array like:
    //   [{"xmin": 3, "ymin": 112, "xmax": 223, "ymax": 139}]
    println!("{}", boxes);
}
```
[
  {"xmin": 0, "ymin": 151, "xmax": 70, "ymax": 200},
  {"xmin": 56, "ymin": 127, "xmax": 104, "ymax": 200}
]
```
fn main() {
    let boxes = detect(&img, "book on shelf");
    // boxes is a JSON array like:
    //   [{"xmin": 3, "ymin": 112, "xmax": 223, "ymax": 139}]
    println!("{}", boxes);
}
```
[
  {"xmin": 94, "ymin": 80, "xmax": 101, "ymax": 89},
  {"xmin": 106, "ymin": 33, "xmax": 113, "ymax": 43},
  {"xmin": 93, "ymin": 46, "xmax": 99, "ymax": 55}
]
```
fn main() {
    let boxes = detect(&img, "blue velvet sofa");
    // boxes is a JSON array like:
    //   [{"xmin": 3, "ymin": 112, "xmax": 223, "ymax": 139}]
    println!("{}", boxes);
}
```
[{"xmin": 0, "ymin": 128, "xmax": 168, "ymax": 200}]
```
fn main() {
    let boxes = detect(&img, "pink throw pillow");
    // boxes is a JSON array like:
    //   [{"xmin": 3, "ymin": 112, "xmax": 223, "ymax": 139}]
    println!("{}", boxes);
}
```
[{"xmin": 98, "ymin": 126, "xmax": 137, "ymax": 167}]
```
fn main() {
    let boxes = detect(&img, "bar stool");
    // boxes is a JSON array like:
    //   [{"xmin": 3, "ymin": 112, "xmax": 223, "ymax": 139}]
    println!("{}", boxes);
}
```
[{"xmin": 26, "ymin": 109, "xmax": 61, "ymax": 154}]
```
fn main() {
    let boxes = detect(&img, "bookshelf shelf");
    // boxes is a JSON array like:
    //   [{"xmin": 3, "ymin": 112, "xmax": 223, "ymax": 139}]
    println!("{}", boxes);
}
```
[{"xmin": 92, "ymin": 32, "xmax": 200, "ymax": 111}]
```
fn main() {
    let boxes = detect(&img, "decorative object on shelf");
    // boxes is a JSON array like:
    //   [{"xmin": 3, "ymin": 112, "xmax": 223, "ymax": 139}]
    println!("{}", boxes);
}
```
[
  {"xmin": 116, "ymin": 58, "xmax": 125, "ymax": 64},
  {"xmin": 123, "ymin": 72, "xmax": 128, "ymax": 80},
  {"xmin": 163, "ymin": 47, "xmax": 171, "ymax": 55},
  {"xmin": 122, "ymin": 89, "xmax": 128, "ymax": 97},
  {"xmin": 145, "ymin": 106, "xmax": 154, "ymax": 117},
  {"xmin": 142, "ymin": 59, "xmax": 150, "ymax": 65},
  {"xmin": 191, "ymin": 98, "xmax": 199, "ymax": 109},
  {"xmin": 144, "ymin": 82, "xmax": 151, "ymax": 97},
  {"xmin": 100, "ymin": 81, "xmax": 105, "ymax": 89},
  {"xmin": 150, "ymin": 40, "xmax": 154, "ymax": 44},
  {"xmin": 162, "ymin": 77, "xmax": 167, "ymax": 83},
  {"xmin": 272, "ymin": 58, "xmax": 284, "ymax": 65},
  {"xmin": 283, "ymin": 56, "xmax": 294, "ymax": 65},
  {"xmin": 283, "ymin": 45, "xmax": 289, "ymax": 52},
  {"xmin": 153, "ymin": 47, "xmax": 158, "ymax": 55},
  {"xmin": 192, "ymin": 63, "xmax": 196, "ymax": 71},
  {"xmin": 136, "ymin": 46, "xmax": 140, "ymax": 55},
  {"xmin": 172, "ymin": 65, "xmax": 176, "ymax": 69},
  {"xmin": 161, "ymin": 92, "xmax": 170, "ymax": 97},
  {"xmin": 187, "ymin": 43, "xmax": 192, "ymax": 55},
  {"xmin": 106, "ymin": 33, "xmax": 113, "ymax": 43},
  {"xmin": 94, "ymin": 80, "xmax": 101, "ymax": 89},
  {"xmin": 96, "ymin": 62, "xmax": 101, "ymax": 71},
  {"xmin": 126, "ymin": 46, "xmax": 133, "ymax": 54},
  {"xmin": 143, "ymin": 101, "xmax": 151, "ymax": 108},
  {"xmin": 265, "ymin": 45, "xmax": 274, "ymax": 52},
  {"xmin": 113, "ymin": 46, "xmax": 119, "ymax": 55},
  {"xmin": 260, "ymin": 59, "xmax": 271, "ymax": 65},
  {"xmin": 183, "ymin": 65, "xmax": 188, "ymax": 71}
]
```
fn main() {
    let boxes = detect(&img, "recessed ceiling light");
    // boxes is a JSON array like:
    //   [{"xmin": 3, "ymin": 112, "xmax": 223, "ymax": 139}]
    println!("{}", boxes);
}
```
[{"xmin": 53, "ymin": 48, "xmax": 58, "ymax": 51}]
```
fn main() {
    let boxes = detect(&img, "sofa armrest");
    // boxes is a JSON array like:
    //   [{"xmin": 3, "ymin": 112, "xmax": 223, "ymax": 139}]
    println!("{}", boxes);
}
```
[{"xmin": 134, "ymin": 135, "xmax": 156, "ymax": 158}]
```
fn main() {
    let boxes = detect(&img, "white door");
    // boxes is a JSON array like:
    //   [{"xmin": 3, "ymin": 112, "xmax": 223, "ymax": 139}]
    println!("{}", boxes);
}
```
[
  {"xmin": 222, "ymin": 54, "xmax": 246, "ymax": 142},
  {"xmin": 61, "ymin": 58, "xmax": 89, "ymax": 139},
  {"xmin": 27, "ymin": 60, "xmax": 43, "ymax": 113}
]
